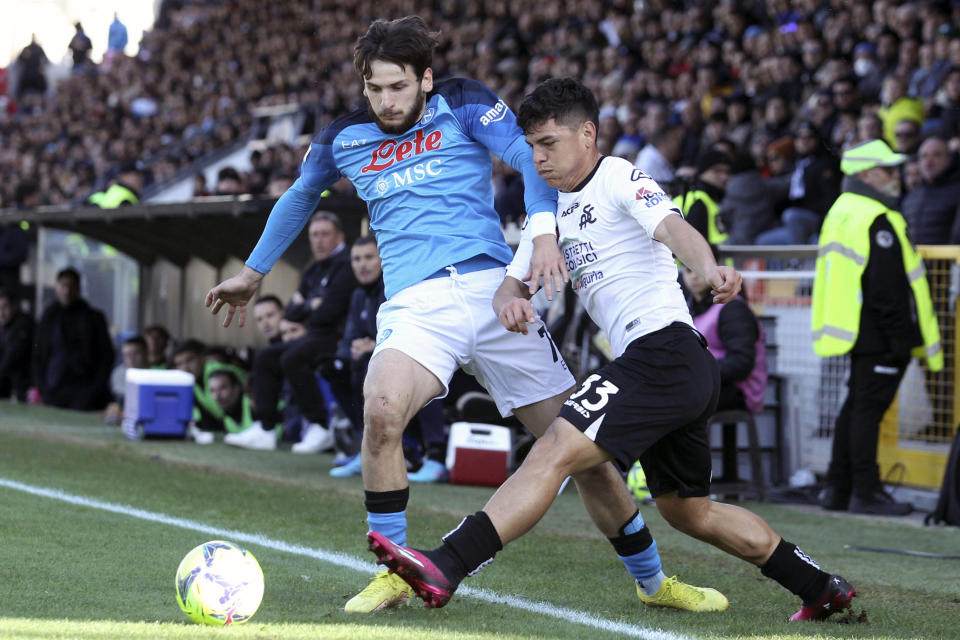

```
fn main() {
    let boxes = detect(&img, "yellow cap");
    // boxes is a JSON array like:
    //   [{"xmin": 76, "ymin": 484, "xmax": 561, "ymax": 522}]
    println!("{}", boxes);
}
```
[{"xmin": 840, "ymin": 138, "xmax": 906, "ymax": 175}]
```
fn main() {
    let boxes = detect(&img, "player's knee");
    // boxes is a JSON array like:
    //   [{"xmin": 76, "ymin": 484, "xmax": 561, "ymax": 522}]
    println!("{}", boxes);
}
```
[
  {"xmin": 658, "ymin": 497, "xmax": 710, "ymax": 537},
  {"xmin": 363, "ymin": 393, "xmax": 408, "ymax": 442},
  {"xmin": 528, "ymin": 424, "xmax": 583, "ymax": 477}
]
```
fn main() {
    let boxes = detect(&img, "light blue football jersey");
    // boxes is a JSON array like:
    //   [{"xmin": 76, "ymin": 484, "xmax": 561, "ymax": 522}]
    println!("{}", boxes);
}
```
[{"xmin": 246, "ymin": 77, "xmax": 557, "ymax": 298}]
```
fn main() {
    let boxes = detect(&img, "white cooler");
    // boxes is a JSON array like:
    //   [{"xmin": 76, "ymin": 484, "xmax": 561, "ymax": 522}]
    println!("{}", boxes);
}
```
[
  {"xmin": 445, "ymin": 422, "xmax": 512, "ymax": 487},
  {"xmin": 122, "ymin": 369, "xmax": 195, "ymax": 440}
]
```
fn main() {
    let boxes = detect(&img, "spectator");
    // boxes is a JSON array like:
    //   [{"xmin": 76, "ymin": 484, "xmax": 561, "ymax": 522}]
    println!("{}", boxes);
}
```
[
  {"xmin": 932, "ymin": 66, "xmax": 960, "ymax": 142},
  {"xmin": 87, "ymin": 163, "xmax": 143, "ymax": 208},
  {"xmin": 105, "ymin": 335, "xmax": 149, "ymax": 425},
  {"xmin": 106, "ymin": 12, "xmax": 129, "ymax": 63},
  {"xmin": 856, "ymin": 113, "xmax": 884, "ymax": 144},
  {"xmin": 813, "ymin": 139, "xmax": 941, "ymax": 516},
  {"xmin": 68, "ymin": 23, "xmax": 93, "ymax": 70},
  {"xmin": 675, "ymin": 149, "xmax": 733, "ymax": 247},
  {"xmin": 903, "ymin": 137, "xmax": 960, "ymax": 244},
  {"xmin": 253, "ymin": 295, "xmax": 284, "ymax": 344},
  {"xmin": 0, "ymin": 216, "xmax": 29, "ymax": 297},
  {"xmin": 15, "ymin": 34, "xmax": 48, "ymax": 98},
  {"xmin": 634, "ymin": 124, "xmax": 684, "ymax": 190},
  {"xmin": 193, "ymin": 173, "xmax": 209, "ymax": 198},
  {"xmin": 143, "ymin": 325, "xmax": 171, "ymax": 368},
  {"xmin": 214, "ymin": 167, "xmax": 245, "ymax": 196},
  {"xmin": 236, "ymin": 211, "xmax": 356, "ymax": 452},
  {"xmin": 683, "ymin": 263, "xmax": 767, "ymax": 484},
  {"xmin": 0, "ymin": 287, "xmax": 33, "ymax": 402},
  {"xmin": 207, "ymin": 367, "xmax": 255, "ymax": 435},
  {"xmin": 723, "ymin": 152, "xmax": 779, "ymax": 245},
  {"xmin": 173, "ymin": 339, "xmax": 225, "ymax": 433},
  {"xmin": 877, "ymin": 75, "xmax": 925, "ymax": 148},
  {"xmin": 756, "ymin": 122, "xmax": 841, "ymax": 244},
  {"xmin": 892, "ymin": 118, "xmax": 923, "ymax": 155},
  {"xmin": 33, "ymin": 267, "xmax": 114, "ymax": 410}
]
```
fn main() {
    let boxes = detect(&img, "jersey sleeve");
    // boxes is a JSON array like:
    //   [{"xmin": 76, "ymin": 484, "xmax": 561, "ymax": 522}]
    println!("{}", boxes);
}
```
[
  {"xmin": 611, "ymin": 163, "xmax": 683, "ymax": 237},
  {"xmin": 444, "ymin": 78, "xmax": 557, "ymax": 217},
  {"xmin": 245, "ymin": 132, "xmax": 340, "ymax": 273}
]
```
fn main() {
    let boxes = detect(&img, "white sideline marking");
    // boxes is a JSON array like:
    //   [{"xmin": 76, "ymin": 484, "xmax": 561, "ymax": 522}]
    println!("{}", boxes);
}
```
[{"xmin": 1, "ymin": 477, "xmax": 696, "ymax": 640}]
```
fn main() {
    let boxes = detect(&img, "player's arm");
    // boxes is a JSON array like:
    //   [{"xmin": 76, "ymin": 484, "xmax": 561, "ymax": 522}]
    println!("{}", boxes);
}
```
[
  {"xmin": 614, "ymin": 164, "xmax": 741, "ymax": 303},
  {"xmin": 207, "ymin": 142, "xmax": 338, "ymax": 327},
  {"xmin": 654, "ymin": 213, "xmax": 741, "ymax": 303},
  {"xmin": 451, "ymin": 79, "xmax": 566, "ymax": 297},
  {"xmin": 494, "ymin": 234, "xmax": 539, "ymax": 334}
]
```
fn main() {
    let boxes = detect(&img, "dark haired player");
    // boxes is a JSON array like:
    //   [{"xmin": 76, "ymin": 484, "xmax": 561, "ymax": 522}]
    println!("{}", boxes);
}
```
[{"xmin": 368, "ymin": 78, "xmax": 857, "ymax": 622}]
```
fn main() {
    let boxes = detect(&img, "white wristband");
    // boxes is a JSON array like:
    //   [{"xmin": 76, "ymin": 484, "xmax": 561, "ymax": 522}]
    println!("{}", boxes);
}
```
[{"xmin": 524, "ymin": 210, "xmax": 557, "ymax": 239}]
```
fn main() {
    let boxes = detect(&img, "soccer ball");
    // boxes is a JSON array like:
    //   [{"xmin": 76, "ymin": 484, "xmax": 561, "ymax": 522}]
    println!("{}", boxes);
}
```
[
  {"xmin": 627, "ymin": 461, "xmax": 653, "ymax": 504},
  {"xmin": 175, "ymin": 540, "xmax": 264, "ymax": 625}
]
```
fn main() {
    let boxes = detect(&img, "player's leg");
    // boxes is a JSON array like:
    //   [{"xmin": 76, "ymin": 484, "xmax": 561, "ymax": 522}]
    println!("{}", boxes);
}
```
[
  {"xmin": 475, "ymin": 312, "xmax": 727, "ymax": 611},
  {"xmin": 514, "ymin": 395, "xmax": 680, "ymax": 600},
  {"xmin": 362, "ymin": 348, "xmax": 444, "ymax": 491},
  {"xmin": 368, "ymin": 417, "xmax": 611, "ymax": 608},
  {"xmin": 654, "ymin": 493, "xmax": 856, "ymax": 621},
  {"xmin": 344, "ymin": 348, "xmax": 444, "ymax": 613}
]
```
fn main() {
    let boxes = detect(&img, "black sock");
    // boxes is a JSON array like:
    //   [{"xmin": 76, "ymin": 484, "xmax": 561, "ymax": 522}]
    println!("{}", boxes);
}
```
[
  {"xmin": 364, "ymin": 488, "xmax": 409, "ymax": 514},
  {"xmin": 424, "ymin": 511, "xmax": 503, "ymax": 587},
  {"xmin": 760, "ymin": 539, "xmax": 830, "ymax": 604}
]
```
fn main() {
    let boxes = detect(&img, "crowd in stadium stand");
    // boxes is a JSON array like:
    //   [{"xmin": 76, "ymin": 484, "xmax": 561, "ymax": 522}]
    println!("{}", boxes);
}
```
[{"xmin": 4, "ymin": 0, "xmax": 960, "ymax": 244}]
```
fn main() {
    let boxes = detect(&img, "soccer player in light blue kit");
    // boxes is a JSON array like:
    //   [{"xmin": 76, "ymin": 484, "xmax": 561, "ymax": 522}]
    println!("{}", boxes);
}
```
[{"xmin": 206, "ymin": 16, "xmax": 724, "ymax": 614}]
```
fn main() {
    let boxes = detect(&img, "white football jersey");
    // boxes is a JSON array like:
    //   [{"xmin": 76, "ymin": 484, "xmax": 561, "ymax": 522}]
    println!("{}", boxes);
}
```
[{"xmin": 508, "ymin": 156, "xmax": 693, "ymax": 358}]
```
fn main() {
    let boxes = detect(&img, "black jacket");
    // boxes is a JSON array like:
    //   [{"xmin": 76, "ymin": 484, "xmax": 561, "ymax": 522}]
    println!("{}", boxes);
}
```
[
  {"xmin": 337, "ymin": 278, "xmax": 385, "ymax": 364},
  {"xmin": 787, "ymin": 150, "xmax": 841, "ymax": 217},
  {"xmin": 0, "ymin": 310, "xmax": 34, "ymax": 400},
  {"xmin": 290, "ymin": 246, "xmax": 358, "ymax": 334},
  {"xmin": 843, "ymin": 178, "xmax": 923, "ymax": 358},
  {"xmin": 902, "ymin": 157, "xmax": 960, "ymax": 244},
  {"xmin": 34, "ymin": 298, "xmax": 114, "ymax": 409}
]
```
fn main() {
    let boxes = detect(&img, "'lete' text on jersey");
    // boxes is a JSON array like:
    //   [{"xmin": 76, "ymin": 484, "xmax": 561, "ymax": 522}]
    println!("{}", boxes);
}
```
[
  {"xmin": 246, "ymin": 78, "xmax": 557, "ymax": 298},
  {"xmin": 508, "ymin": 156, "xmax": 693, "ymax": 357}
]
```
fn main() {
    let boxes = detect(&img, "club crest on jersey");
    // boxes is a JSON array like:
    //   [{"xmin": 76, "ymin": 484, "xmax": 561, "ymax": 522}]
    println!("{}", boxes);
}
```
[
  {"xmin": 361, "ymin": 128, "xmax": 443, "ymax": 173},
  {"xmin": 480, "ymin": 99, "xmax": 508, "ymax": 126},
  {"xmin": 420, "ymin": 108, "xmax": 436, "ymax": 125},
  {"xmin": 579, "ymin": 204, "xmax": 598, "ymax": 229}
]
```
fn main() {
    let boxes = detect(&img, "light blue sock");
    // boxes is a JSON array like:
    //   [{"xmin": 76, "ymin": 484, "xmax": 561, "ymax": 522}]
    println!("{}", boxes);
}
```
[
  {"xmin": 611, "ymin": 511, "xmax": 665, "ymax": 595},
  {"xmin": 367, "ymin": 511, "xmax": 406, "ymax": 546}
]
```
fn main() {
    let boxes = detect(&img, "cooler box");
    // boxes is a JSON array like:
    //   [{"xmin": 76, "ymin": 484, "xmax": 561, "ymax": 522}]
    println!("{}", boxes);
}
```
[
  {"xmin": 122, "ymin": 369, "xmax": 195, "ymax": 440},
  {"xmin": 445, "ymin": 422, "xmax": 512, "ymax": 487}
]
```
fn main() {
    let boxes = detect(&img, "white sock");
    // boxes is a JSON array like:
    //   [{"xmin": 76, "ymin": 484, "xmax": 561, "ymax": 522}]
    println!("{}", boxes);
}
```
[{"xmin": 638, "ymin": 570, "xmax": 667, "ymax": 596}]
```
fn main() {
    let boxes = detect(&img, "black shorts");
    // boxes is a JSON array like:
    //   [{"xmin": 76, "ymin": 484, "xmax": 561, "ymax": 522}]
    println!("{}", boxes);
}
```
[{"xmin": 558, "ymin": 322, "xmax": 720, "ymax": 498}]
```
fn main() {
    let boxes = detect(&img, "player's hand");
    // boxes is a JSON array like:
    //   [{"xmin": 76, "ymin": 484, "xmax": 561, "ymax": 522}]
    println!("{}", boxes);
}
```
[
  {"xmin": 205, "ymin": 266, "xmax": 263, "ymax": 328},
  {"xmin": 525, "ymin": 234, "xmax": 568, "ymax": 300},
  {"xmin": 708, "ymin": 265, "xmax": 742, "ymax": 304},
  {"xmin": 497, "ymin": 296, "xmax": 538, "ymax": 334},
  {"xmin": 351, "ymin": 337, "xmax": 375, "ymax": 360}
]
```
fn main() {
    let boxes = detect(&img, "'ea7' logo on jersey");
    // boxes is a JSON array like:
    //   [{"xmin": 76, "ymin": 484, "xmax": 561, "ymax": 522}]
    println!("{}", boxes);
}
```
[
  {"xmin": 579, "ymin": 204, "xmax": 597, "ymax": 229},
  {"xmin": 480, "ymin": 99, "xmax": 508, "ymax": 126},
  {"xmin": 361, "ymin": 128, "xmax": 443, "ymax": 173}
]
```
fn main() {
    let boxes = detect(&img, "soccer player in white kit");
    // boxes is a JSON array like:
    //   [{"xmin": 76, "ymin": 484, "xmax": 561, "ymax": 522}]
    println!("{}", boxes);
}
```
[{"xmin": 368, "ymin": 78, "xmax": 857, "ymax": 622}]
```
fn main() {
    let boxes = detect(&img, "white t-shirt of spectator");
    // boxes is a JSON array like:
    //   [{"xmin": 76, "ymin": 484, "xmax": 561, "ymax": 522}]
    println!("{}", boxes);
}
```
[
  {"xmin": 508, "ymin": 156, "xmax": 693, "ymax": 358},
  {"xmin": 634, "ymin": 144, "xmax": 676, "ymax": 186}
]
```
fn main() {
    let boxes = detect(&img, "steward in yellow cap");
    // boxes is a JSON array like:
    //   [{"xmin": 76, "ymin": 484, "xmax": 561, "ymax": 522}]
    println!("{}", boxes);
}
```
[{"xmin": 812, "ymin": 138, "xmax": 941, "ymax": 516}]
